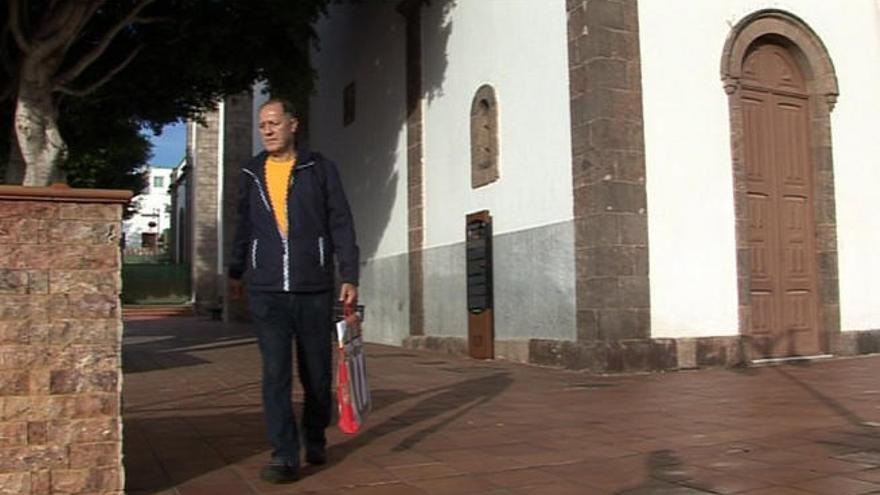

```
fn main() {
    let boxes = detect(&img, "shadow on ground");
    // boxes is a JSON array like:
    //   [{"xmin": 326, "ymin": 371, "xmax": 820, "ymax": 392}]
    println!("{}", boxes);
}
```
[
  {"xmin": 123, "ymin": 317, "xmax": 258, "ymax": 373},
  {"xmin": 122, "ymin": 316, "xmax": 511, "ymax": 493}
]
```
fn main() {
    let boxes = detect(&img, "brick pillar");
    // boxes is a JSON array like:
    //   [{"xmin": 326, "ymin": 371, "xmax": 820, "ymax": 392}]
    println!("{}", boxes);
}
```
[
  {"xmin": 398, "ymin": 0, "xmax": 425, "ymax": 336},
  {"xmin": 190, "ymin": 113, "xmax": 221, "ymax": 314},
  {"xmin": 0, "ymin": 184, "xmax": 131, "ymax": 495},
  {"xmin": 567, "ymin": 0, "xmax": 650, "ymax": 341}
]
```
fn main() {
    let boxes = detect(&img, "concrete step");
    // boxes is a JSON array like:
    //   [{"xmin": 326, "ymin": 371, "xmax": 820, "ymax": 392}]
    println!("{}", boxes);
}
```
[{"xmin": 122, "ymin": 304, "xmax": 195, "ymax": 319}]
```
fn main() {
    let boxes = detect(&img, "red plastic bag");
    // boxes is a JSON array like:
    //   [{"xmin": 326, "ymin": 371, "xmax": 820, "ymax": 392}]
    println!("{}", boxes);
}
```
[{"xmin": 336, "ymin": 303, "xmax": 370, "ymax": 435}]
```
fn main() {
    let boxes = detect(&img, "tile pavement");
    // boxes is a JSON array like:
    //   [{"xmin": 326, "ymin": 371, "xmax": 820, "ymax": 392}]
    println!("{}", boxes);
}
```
[{"xmin": 122, "ymin": 316, "xmax": 880, "ymax": 494}]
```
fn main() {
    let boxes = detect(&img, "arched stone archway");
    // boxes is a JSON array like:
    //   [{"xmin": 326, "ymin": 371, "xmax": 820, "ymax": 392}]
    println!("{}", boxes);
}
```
[{"xmin": 721, "ymin": 10, "xmax": 841, "ymax": 360}]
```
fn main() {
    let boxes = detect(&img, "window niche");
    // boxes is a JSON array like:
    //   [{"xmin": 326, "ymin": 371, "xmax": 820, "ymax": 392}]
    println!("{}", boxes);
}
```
[{"xmin": 470, "ymin": 85, "xmax": 499, "ymax": 188}]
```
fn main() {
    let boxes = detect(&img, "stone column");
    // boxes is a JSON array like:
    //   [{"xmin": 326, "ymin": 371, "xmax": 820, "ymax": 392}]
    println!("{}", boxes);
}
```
[
  {"xmin": 0, "ymin": 184, "xmax": 131, "ymax": 495},
  {"xmin": 220, "ymin": 93, "xmax": 254, "ymax": 322},
  {"xmin": 190, "ymin": 113, "xmax": 221, "ymax": 314},
  {"xmin": 567, "ymin": 0, "xmax": 651, "ymax": 343},
  {"xmin": 526, "ymin": 0, "xmax": 674, "ymax": 372},
  {"xmin": 398, "ymin": 0, "xmax": 425, "ymax": 337}
]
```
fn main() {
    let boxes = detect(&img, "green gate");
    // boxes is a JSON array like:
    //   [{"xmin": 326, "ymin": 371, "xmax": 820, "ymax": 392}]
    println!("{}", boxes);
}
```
[{"xmin": 121, "ymin": 262, "xmax": 191, "ymax": 305}]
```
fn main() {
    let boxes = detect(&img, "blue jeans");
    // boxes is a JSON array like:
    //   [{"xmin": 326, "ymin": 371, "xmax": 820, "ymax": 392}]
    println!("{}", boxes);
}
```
[{"xmin": 248, "ymin": 290, "xmax": 334, "ymax": 463}]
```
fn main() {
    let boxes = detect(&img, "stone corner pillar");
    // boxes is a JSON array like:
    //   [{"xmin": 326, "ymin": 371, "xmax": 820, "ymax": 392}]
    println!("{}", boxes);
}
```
[
  {"xmin": 0, "ymin": 184, "xmax": 132, "ymax": 495},
  {"xmin": 567, "ymin": 0, "xmax": 651, "ymax": 344}
]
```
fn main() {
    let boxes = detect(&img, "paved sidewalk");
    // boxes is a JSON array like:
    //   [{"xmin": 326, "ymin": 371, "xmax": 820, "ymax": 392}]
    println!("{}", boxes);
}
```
[{"xmin": 122, "ymin": 316, "xmax": 880, "ymax": 495}]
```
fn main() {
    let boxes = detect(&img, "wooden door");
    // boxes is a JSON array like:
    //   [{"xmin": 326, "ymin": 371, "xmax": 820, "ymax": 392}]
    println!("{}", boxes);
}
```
[{"xmin": 741, "ymin": 43, "xmax": 822, "ymax": 358}]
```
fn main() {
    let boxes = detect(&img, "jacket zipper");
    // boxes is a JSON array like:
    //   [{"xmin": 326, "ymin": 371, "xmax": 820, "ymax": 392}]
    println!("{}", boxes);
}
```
[
  {"xmin": 318, "ymin": 236, "xmax": 325, "ymax": 267},
  {"xmin": 251, "ymin": 239, "xmax": 259, "ymax": 269},
  {"xmin": 281, "ymin": 166, "xmax": 294, "ymax": 291},
  {"xmin": 282, "ymin": 241, "xmax": 290, "ymax": 290},
  {"xmin": 245, "ymin": 166, "xmax": 290, "ymax": 289},
  {"xmin": 244, "ymin": 158, "xmax": 318, "ymax": 291}
]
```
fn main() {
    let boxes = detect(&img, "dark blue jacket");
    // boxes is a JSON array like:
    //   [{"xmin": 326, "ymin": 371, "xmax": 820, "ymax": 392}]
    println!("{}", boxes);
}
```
[{"xmin": 228, "ymin": 147, "xmax": 359, "ymax": 292}]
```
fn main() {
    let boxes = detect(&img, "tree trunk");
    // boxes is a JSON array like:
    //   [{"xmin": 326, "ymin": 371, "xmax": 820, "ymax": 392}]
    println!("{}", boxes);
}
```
[
  {"xmin": 4, "ymin": 127, "xmax": 26, "ymax": 184},
  {"xmin": 15, "ymin": 84, "xmax": 67, "ymax": 186}
]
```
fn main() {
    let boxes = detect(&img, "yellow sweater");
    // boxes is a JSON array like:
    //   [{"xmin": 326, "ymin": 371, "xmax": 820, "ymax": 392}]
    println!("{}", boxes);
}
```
[{"xmin": 265, "ymin": 156, "xmax": 295, "ymax": 237}]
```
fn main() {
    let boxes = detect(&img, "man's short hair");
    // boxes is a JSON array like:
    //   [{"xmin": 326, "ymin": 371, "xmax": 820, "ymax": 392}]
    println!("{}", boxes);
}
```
[{"xmin": 260, "ymin": 97, "xmax": 297, "ymax": 118}]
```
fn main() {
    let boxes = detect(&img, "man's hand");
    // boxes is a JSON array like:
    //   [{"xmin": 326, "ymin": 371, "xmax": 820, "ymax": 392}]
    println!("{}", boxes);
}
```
[
  {"xmin": 339, "ymin": 283, "xmax": 358, "ymax": 306},
  {"xmin": 229, "ymin": 278, "xmax": 244, "ymax": 301}
]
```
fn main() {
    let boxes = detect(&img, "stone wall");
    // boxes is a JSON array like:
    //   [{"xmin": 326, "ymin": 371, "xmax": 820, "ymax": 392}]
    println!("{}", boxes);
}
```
[{"xmin": 0, "ymin": 185, "xmax": 130, "ymax": 495}]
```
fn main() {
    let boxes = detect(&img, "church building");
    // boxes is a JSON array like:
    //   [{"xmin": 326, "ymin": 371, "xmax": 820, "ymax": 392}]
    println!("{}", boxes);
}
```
[{"xmin": 182, "ymin": 0, "xmax": 880, "ymax": 372}]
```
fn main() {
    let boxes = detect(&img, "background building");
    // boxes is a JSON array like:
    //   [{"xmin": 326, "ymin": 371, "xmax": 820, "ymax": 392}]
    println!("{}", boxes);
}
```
[{"xmin": 123, "ymin": 167, "xmax": 173, "ymax": 250}]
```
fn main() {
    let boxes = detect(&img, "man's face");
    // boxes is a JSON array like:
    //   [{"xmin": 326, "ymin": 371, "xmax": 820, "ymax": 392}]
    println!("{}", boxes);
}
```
[{"xmin": 258, "ymin": 102, "xmax": 298, "ymax": 155}]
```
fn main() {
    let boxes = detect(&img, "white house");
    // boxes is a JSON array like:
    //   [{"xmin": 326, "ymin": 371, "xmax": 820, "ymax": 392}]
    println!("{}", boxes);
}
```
[{"xmin": 123, "ymin": 167, "xmax": 173, "ymax": 250}]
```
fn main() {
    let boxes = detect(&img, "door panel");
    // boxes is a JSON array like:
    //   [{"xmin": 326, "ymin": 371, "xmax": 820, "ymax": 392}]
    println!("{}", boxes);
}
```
[{"xmin": 741, "ymin": 44, "xmax": 821, "ymax": 358}]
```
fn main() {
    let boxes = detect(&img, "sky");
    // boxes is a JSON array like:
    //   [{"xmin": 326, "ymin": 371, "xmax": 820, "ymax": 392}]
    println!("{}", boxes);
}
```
[{"xmin": 145, "ymin": 122, "xmax": 186, "ymax": 168}]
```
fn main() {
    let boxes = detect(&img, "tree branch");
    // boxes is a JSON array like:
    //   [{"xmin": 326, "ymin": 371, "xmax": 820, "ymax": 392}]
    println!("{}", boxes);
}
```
[
  {"xmin": 28, "ymin": 1, "xmax": 95, "ymax": 63},
  {"xmin": 54, "ymin": 0, "xmax": 156, "ymax": 88},
  {"xmin": 8, "ymin": 0, "xmax": 33, "ymax": 53},
  {"xmin": 0, "ymin": 19, "xmax": 14, "ymax": 73},
  {"xmin": 33, "ymin": 0, "xmax": 107, "ymax": 63},
  {"xmin": 133, "ymin": 15, "xmax": 175, "ymax": 24},
  {"xmin": 61, "ymin": 1, "xmax": 107, "ymax": 51},
  {"xmin": 56, "ymin": 44, "xmax": 144, "ymax": 97}
]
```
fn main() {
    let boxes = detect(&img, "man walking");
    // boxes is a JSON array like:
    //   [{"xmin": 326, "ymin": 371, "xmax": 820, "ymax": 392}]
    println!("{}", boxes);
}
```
[{"xmin": 228, "ymin": 98, "xmax": 359, "ymax": 483}]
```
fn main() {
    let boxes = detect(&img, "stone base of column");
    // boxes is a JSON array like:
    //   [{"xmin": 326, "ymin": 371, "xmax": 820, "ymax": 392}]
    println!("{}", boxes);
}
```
[{"xmin": 402, "ymin": 330, "xmax": 880, "ymax": 373}]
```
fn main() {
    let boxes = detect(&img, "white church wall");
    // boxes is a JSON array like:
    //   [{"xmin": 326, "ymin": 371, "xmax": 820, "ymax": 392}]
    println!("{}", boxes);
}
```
[
  {"xmin": 421, "ymin": 0, "xmax": 576, "ymax": 341},
  {"xmin": 422, "ymin": 0, "xmax": 574, "ymax": 246},
  {"xmin": 638, "ymin": 0, "xmax": 880, "ymax": 338},
  {"xmin": 308, "ymin": 3, "xmax": 410, "ymax": 345}
]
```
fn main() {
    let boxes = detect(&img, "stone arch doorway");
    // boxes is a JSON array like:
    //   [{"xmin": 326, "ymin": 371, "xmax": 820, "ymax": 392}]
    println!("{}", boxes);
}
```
[{"xmin": 721, "ymin": 10, "xmax": 840, "ymax": 360}]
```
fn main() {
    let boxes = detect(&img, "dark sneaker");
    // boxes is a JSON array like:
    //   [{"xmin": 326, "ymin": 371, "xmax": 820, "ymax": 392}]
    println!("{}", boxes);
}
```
[
  {"xmin": 305, "ymin": 430, "xmax": 327, "ymax": 465},
  {"xmin": 305, "ymin": 445, "xmax": 326, "ymax": 465},
  {"xmin": 260, "ymin": 458, "xmax": 300, "ymax": 484}
]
